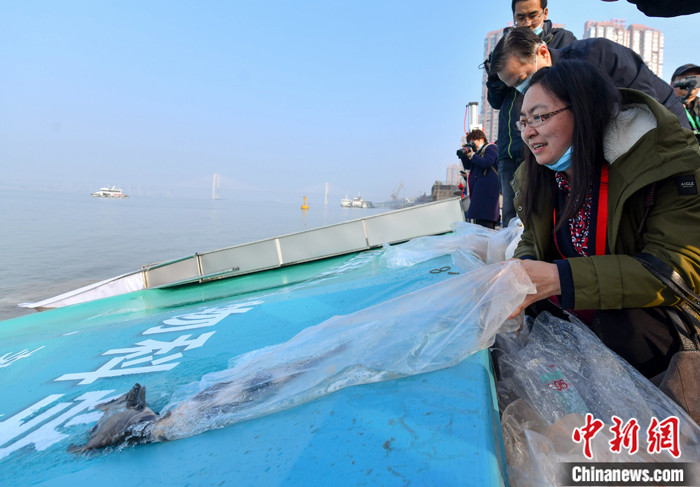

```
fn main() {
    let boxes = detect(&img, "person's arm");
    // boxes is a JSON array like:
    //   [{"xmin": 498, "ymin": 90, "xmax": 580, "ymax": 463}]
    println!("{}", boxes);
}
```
[
  {"xmin": 457, "ymin": 150, "xmax": 472, "ymax": 171},
  {"xmin": 513, "ymin": 236, "xmax": 536, "ymax": 259},
  {"xmin": 467, "ymin": 144, "xmax": 498, "ymax": 170},
  {"xmin": 508, "ymin": 260, "xmax": 560, "ymax": 318},
  {"xmin": 624, "ymin": 0, "xmax": 700, "ymax": 17},
  {"xmin": 579, "ymin": 39, "xmax": 690, "ymax": 128},
  {"xmin": 486, "ymin": 72, "xmax": 510, "ymax": 110}
]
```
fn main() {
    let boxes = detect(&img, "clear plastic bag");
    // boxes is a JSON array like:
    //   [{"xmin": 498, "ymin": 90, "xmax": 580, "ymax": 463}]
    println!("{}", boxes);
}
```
[
  {"xmin": 379, "ymin": 221, "xmax": 495, "ymax": 267},
  {"xmin": 150, "ymin": 260, "xmax": 535, "ymax": 441},
  {"xmin": 487, "ymin": 218, "xmax": 524, "ymax": 264},
  {"xmin": 495, "ymin": 312, "xmax": 700, "ymax": 486},
  {"xmin": 380, "ymin": 221, "xmax": 523, "ymax": 268}
]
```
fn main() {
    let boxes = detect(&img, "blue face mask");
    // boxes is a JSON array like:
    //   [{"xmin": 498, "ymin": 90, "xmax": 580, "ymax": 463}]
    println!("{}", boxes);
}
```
[
  {"xmin": 515, "ymin": 77, "xmax": 532, "ymax": 94},
  {"xmin": 545, "ymin": 146, "xmax": 573, "ymax": 172},
  {"xmin": 532, "ymin": 25, "xmax": 543, "ymax": 35},
  {"xmin": 514, "ymin": 56, "xmax": 538, "ymax": 94}
]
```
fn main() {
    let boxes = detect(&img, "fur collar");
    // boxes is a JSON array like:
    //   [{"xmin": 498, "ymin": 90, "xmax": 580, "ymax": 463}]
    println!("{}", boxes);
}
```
[{"xmin": 603, "ymin": 103, "xmax": 657, "ymax": 164}]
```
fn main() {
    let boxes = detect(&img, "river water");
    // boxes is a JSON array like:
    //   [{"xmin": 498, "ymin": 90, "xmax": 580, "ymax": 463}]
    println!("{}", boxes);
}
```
[{"xmin": 0, "ymin": 189, "xmax": 389, "ymax": 322}]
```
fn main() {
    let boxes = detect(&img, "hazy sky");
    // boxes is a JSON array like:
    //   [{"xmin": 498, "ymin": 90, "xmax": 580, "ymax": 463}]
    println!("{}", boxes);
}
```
[{"xmin": 2, "ymin": 1, "xmax": 698, "ymax": 202}]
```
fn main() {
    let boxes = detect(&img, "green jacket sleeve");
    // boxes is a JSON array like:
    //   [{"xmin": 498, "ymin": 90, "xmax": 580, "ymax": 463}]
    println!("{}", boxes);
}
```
[{"xmin": 511, "ymin": 164, "xmax": 538, "ymax": 259}]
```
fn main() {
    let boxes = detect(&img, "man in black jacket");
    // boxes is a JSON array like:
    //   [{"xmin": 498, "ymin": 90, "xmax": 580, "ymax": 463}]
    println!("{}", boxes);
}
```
[
  {"xmin": 485, "ymin": 0, "xmax": 575, "ymax": 227},
  {"xmin": 490, "ymin": 27, "xmax": 690, "ymax": 130}
]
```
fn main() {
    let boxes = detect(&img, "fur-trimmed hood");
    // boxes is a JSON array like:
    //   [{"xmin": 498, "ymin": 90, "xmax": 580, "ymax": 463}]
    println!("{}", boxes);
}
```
[
  {"xmin": 602, "ymin": 89, "xmax": 699, "ymax": 192},
  {"xmin": 603, "ymin": 103, "xmax": 657, "ymax": 164}
]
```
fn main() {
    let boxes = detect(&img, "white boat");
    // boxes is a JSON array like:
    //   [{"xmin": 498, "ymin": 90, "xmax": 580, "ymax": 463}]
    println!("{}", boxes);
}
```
[
  {"xmin": 342, "ymin": 194, "xmax": 373, "ymax": 208},
  {"xmin": 353, "ymin": 196, "xmax": 374, "ymax": 208},
  {"xmin": 91, "ymin": 186, "xmax": 128, "ymax": 198}
]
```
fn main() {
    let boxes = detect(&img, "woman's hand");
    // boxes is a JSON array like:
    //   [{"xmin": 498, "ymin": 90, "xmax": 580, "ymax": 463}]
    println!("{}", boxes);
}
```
[{"xmin": 508, "ymin": 260, "xmax": 562, "ymax": 319}]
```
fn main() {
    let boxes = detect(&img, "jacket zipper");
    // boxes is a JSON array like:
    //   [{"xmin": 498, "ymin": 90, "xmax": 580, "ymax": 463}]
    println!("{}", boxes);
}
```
[{"xmin": 507, "ymin": 91, "xmax": 517, "ymax": 159}]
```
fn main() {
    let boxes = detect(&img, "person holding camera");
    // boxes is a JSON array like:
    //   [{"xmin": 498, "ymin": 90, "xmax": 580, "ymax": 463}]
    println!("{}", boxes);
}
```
[
  {"xmin": 456, "ymin": 129, "xmax": 500, "ymax": 229},
  {"xmin": 671, "ymin": 63, "xmax": 700, "ymax": 144}
]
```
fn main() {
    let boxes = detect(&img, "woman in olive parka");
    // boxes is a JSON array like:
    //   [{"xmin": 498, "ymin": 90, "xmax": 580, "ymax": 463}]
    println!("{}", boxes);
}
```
[{"xmin": 510, "ymin": 60, "xmax": 700, "ymax": 380}]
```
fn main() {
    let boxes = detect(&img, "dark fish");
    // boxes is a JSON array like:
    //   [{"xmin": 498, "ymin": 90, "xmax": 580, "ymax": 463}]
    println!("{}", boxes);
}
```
[
  {"xmin": 69, "ymin": 343, "xmax": 348, "ymax": 450},
  {"xmin": 68, "ymin": 383, "xmax": 157, "ymax": 452}
]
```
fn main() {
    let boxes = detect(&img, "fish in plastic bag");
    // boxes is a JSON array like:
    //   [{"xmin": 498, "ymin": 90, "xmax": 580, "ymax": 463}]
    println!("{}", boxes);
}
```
[{"xmin": 71, "ymin": 259, "xmax": 535, "ymax": 449}]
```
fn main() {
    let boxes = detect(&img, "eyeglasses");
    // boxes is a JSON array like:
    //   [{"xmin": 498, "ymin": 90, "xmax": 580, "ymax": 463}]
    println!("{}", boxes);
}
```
[
  {"xmin": 514, "ymin": 10, "xmax": 544, "ymax": 26},
  {"xmin": 515, "ymin": 106, "xmax": 570, "ymax": 132}
]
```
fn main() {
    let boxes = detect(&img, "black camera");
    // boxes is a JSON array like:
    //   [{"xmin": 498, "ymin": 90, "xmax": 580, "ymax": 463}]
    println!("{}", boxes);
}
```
[
  {"xmin": 673, "ymin": 76, "xmax": 698, "ymax": 90},
  {"xmin": 456, "ymin": 142, "xmax": 477, "ymax": 159}
]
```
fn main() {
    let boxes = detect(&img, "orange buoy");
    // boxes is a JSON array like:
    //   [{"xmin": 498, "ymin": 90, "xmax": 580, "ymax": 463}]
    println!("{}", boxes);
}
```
[{"xmin": 301, "ymin": 196, "xmax": 309, "ymax": 210}]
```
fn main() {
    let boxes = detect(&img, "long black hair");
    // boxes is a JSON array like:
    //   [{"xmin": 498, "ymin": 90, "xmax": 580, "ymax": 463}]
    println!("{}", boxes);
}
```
[{"xmin": 520, "ymin": 59, "xmax": 621, "ymax": 230}]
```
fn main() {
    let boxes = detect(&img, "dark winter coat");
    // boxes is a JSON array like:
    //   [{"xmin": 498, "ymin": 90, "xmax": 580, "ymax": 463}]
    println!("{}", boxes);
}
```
[
  {"xmin": 549, "ymin": 38, "xmax": 690, "ymax": 129},
  {"xmin": 462, "ymin": 143, "xmax": 500, "ymax": 222},
  {"xmin": 486, "ymin": 21, "xmax": 576, "ymax": 163},
  {"xmin": 625, "ymin": 0, "xmax": 700, "ymax": 17}
]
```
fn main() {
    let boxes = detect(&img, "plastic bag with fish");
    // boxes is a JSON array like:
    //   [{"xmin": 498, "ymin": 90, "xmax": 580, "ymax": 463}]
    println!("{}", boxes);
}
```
[{"xmin": 75, "ymin": 258, "xmax": 534, "ymax": 448}]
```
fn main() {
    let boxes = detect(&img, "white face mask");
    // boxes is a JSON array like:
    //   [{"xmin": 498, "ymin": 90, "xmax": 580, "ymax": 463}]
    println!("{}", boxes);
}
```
[{"xmin": 532, "ymin": 25, "xmax": 543, "ymax": 35}]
